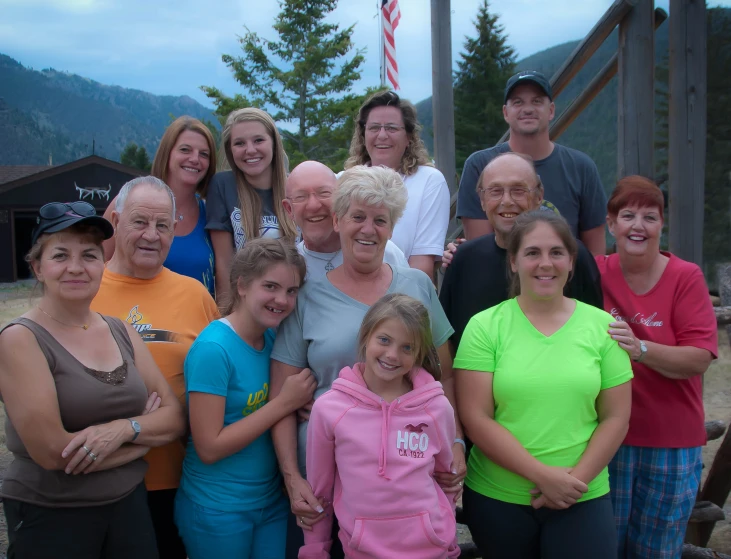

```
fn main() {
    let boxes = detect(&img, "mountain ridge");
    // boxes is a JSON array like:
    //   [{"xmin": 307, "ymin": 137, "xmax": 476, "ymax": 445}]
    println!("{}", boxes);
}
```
[{"xmin": 0, "ymin": 53, "xmax": 216, "ymax": 165}]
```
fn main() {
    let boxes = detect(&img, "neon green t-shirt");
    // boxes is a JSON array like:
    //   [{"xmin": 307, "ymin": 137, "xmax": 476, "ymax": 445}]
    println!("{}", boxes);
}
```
[{"xmin": 454, "ymin": 298, "xmax": 633, "ymax": 505}]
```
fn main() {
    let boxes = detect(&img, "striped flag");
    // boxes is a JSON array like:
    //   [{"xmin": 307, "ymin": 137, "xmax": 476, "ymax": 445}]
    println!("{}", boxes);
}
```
[{"xmin": 381, "ymin": 0, "xmax": 401, "ymax": 90}]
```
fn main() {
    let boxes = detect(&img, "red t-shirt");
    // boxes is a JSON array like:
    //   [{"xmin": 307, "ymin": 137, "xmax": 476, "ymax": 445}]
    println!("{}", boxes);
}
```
[{"xmin": 596, "ymin": 252, "xmax": 718, "ymax": 448}]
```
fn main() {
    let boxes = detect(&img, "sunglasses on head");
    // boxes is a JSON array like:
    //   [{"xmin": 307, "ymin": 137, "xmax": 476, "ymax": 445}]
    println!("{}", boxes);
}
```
[{"xmin": 38, "ymin": 202, "xmax": 97, "ymax": 221}]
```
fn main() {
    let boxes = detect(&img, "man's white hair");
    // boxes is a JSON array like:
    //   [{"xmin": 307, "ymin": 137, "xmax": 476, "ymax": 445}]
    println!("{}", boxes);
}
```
[{"xmin": 115, "ymin": 176, "xmax": 176, "ymax": 218}]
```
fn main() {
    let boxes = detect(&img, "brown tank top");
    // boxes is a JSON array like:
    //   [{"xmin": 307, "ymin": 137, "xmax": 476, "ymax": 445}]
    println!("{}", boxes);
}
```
[{"xmin": 0, "ymin": 315, "xmax": 149, "ymax": 507}]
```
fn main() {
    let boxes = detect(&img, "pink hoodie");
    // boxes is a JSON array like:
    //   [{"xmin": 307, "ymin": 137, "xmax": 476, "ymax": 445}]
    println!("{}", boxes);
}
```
[{"xmin": 299, "ymin": 364, "xmax": 459, "ymax": 559}]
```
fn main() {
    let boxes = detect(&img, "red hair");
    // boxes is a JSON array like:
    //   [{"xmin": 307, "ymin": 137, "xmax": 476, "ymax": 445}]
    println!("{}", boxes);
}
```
[{"xmin": 607, "ymin": 175, "xmax": 664, "ymax": 220}]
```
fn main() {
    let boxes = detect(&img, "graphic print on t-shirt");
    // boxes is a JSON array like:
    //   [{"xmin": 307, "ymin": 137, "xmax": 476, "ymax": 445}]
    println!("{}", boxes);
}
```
[
  {"xmin": 243, "ymin": 382, "xmax": 269, "ymax": 417},
  {"xmin": 125, "ymin": 305, "xmax": 181, "ymax": 343},
  {"xmin": 230, "ymin": 207, "xmax": 281, "ymax": 250},
  {"xmin": 609, "ymin": 308, "xmax": 664, "ymax": 327}
]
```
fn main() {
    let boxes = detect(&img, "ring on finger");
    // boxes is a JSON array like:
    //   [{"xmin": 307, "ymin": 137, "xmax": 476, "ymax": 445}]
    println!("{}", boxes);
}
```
[
  {"xmin": 88, "ymin": 451, "xmax": 98, "ymax": 461},
  {"xmin": 82, "ymin": 445, "xmax": 91, "ymax": 454},
  {"xmin": 299, "ymin": 517, "xmax": 305, "ymax": 525}
]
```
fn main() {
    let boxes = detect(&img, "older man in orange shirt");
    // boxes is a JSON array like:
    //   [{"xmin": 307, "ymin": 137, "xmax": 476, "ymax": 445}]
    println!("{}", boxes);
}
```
[{"xmin": 92, "ymin": 176, "xmax": 218, "ymax": 559}]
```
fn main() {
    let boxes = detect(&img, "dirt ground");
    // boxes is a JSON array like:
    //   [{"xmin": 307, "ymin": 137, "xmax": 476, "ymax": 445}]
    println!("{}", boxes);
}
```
[{"xmin": 0, "ymin": 284, "xmax": 730, "ymax": 555}]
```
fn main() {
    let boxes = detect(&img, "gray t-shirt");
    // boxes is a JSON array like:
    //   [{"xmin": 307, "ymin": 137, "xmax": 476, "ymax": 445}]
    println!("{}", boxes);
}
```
[
  {"xmin": 296, "ymin": 239, "xmax": 409, "ymax": 281},
  {"xmin": 455, "ymin": 142, "xmax": 607, "ymax": 237},
  {"xmin": 205, "ymin": 170, "xmax": 281, "ymax": 250},
  {"xmin": 270, "ymin": 265, "xmax": 454, "ymax": 475}
]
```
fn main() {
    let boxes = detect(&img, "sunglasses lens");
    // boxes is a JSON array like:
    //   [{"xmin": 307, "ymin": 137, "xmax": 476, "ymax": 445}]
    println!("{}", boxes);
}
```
[
  {"xmin": 38, "ymin": 203, "xmax": 69, "ymax": 220},
  {"xmin": 69, "ymin": 202, "xmax": 97, "ymax": 216},
  {"xmin": 39, "ymin": 201, "xmax": 97, "ymax": 220}
]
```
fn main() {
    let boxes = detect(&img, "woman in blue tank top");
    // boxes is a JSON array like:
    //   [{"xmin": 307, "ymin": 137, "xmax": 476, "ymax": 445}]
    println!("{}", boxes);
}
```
[{"xmin": 103, "ymin": 117, "xmax": 217, "ymax": 297}]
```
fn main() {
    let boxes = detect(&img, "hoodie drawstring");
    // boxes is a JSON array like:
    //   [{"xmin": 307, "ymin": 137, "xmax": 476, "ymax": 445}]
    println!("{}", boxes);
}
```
[{"xmin": 377, "ymin": 398, "xmax": 397, "ymax": 479}]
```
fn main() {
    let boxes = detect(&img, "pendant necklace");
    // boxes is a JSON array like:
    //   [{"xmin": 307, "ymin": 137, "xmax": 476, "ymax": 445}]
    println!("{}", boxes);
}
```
[
  {"xmin": 37, "ymin": 306, "xmax": 90, "ymax": 330},
  {"xmin": 324, "ymin": 250, "xmax": 341, "ymax": 272}
]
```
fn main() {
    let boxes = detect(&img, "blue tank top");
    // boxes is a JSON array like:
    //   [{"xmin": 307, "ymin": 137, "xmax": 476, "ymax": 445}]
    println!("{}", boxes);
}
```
[{"xmin": 165, "ymin": 197, "xmax": 215, "ymax": 296}]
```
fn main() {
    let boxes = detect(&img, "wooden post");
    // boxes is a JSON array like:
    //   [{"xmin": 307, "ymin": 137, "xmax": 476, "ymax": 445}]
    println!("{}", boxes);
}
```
[
  {"xmin": 430, "ymin": 0, "xmax": 456, "ymax": 195},
  {"xmin": 552, "ymin": 8, "xmax": 667, "ymax": 141},
  {"xmin": 617, "ymin": 0, "xmax": 655, "ymax": 179},
  {"xmin": 668, "ymin": 0, "xmax": 707, "ymax": 267}
]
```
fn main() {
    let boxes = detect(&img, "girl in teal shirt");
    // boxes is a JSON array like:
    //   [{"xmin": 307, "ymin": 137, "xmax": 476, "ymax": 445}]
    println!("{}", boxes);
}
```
[
  {"xmin": 175, "ymin": 238, "xmax": 316, "ymax": 559},
  {"xmin": 454, "ymin": 211, "xmax": 633, "ymax": 559}
]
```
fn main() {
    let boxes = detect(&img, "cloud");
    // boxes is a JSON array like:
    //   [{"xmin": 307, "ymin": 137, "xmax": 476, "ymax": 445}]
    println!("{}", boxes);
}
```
[
  {"xmin": 1, "ymin": 0, "xmax": 730, "ymax": 110},
  {"xmin": 0, "ymin": 0, "xmax": 104, "ymax": 12}
]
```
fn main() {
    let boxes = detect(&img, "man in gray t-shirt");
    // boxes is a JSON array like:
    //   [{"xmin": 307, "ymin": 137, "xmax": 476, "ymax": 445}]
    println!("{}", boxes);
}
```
[{"xmin": 456, "ymin": 70, "xmax": 607, "ymax": 255}]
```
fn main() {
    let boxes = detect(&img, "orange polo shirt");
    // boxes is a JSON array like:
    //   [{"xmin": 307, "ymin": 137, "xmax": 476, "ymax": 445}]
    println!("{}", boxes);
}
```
[{"xmin": 91, "ymin": 267, "xmax": 219, "ymax": 491}]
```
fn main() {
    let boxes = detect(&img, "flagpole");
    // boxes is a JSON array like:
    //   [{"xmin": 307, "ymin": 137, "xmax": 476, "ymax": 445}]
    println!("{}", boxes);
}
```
[{"xmin": 379, "ymin": 0, "xmax": 386, "ymax": 88}]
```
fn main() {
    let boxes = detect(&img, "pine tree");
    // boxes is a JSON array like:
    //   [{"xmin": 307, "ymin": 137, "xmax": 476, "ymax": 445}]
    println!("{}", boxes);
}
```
[
  {"xmin": 201, "ymin": 0, "xmax": 365, "ymax": 170},
  {"xmin": 120, "ymin": 143, "xmax": 151, "ymax": 172},
  {"xmin": 453, "ymin": 0, "xmax": 516, "ymax": 173}
]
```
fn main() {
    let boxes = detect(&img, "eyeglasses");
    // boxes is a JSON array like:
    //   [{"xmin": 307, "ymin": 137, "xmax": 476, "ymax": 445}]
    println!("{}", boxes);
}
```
[
  {"xmin": 365, "ymin": 124, "xmax": 405, "ymax": 134},
  {"xmin": 38, "ymin": 201, "xmax": 97, "ymax": 220},
  {"xmin": 477, "ymin": 187, "xmax": 536, "ymax": 201},
  {"xmin": 286, "ymin": 190, "xmax": 333, "ymax": 205}
]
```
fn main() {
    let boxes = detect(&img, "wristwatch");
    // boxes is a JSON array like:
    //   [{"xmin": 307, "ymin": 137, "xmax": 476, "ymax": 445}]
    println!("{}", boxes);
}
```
[
  {"xmin": 633, "ymin": 340, "xmax": 648, "ymax": 363},
  {"xmin": 128, "ymin": 419, "xmax": 141, "ymax": 441}
]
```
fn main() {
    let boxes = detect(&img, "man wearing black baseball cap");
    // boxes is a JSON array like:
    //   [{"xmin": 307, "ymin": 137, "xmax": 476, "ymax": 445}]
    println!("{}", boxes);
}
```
[{"xmin": 455, "ymin": 70, "xmax": 607, "ymax": 256}]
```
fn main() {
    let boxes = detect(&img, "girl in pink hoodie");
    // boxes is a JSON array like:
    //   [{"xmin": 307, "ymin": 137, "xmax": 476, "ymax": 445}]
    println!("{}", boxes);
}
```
[{"xmin": 300, "ymin": 293, "xmax": 460, "ymax": 559}]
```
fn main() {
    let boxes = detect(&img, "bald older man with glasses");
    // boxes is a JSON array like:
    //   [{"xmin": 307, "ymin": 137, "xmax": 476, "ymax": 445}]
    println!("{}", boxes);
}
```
[{"xmin": 282, "ymin": 160, "xmax": 408, "ymax": 280}]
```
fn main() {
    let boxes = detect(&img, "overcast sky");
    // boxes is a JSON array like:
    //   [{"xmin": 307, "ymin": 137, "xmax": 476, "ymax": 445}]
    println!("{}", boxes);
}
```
[{"xmin": 2, "ymin": 0, "xmax": 729, "ymax": 114}]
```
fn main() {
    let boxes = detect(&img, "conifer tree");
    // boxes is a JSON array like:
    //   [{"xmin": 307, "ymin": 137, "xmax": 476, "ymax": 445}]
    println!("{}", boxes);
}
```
[
  {"xmin": 453, "ymin": 0, "xmax": 516, "ymax": 172},
  {"xmin": 120, "ymin": 143, "xmax": 151, "ymax": 172},
  {"xmin": 201, "ymin": 0, "xmax": 365, "ymax": 170}
]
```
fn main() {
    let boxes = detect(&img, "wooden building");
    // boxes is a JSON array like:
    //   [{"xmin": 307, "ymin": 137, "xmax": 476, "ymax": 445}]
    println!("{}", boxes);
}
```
[{"xmin": 0, "ymin": 155, "xmax": 142, "ymax": 282}]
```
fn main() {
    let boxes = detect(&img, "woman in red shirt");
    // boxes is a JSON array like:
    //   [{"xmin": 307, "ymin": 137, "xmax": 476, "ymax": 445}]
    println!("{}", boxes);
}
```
[{"xmin": 598, "ymin": 176, "xmax": 718, "ymax": 558}]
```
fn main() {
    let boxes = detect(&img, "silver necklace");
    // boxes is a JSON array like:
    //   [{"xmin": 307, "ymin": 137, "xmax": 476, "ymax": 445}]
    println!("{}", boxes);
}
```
[
  {"xmin": 303, "ymin": 245, "xmax": 341, "ymax": 271},
  {"xmin": 324, "ymin": 250, "xmax": 341, "ymax": 272}
]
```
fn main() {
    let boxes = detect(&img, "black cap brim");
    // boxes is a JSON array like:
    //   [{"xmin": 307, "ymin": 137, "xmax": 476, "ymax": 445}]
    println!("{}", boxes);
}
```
[
  {"xmin": 32, "ymin": 215, "xmax": 114, "ymax": 245},
  {"xmin": 504, "ymin": 76, "xmax": 553, "ymax": 104}
]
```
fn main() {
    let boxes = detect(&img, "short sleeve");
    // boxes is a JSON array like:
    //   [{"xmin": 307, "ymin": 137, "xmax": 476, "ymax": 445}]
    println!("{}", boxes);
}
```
[
  {"xmin": 411, "ymin": 169, "xmax": 450, "ymax": 257},
  {"xmin": 184, "ymin": 340, "xmax": 231, "ymax": 397},
  {"xmin": 578, "ymin": 157, "xmax": 607, "ymax": 232},
  {"xmin": 453, "ymin": 315, "xmax": 495, "ymax": 372},
  {"xmin": 205, "ymin": 173, "xmax": 233, "ymax": 232},
  {"xmin": 270, "ymin": 303, "xmax": 309, "ymax": 368},
  {"xmin": 599, "ymin": 333, "xmax": 633, "ymax": 390},
  {"xmin": 671, "ymin": 266, "xmax": 719, "ymax": 358},
  {"xmin": 456, "ymin": 153, "xmax": 486, "ymax": 220},
  {"xmin": 424, "ymin": 277, "xmax": 454, "ymax": 348}
]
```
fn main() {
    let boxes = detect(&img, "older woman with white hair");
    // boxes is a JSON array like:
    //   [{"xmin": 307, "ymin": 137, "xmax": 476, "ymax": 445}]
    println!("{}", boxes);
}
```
[{"xmin": 268, "ymin": 165, "xmax": 465, "ymax": 559}]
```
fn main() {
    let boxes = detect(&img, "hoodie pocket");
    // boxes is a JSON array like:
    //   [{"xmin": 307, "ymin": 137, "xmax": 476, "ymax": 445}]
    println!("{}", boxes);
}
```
[{"xmin": 349, "ymin": 511, "xmax": 447, "ymax": 555}]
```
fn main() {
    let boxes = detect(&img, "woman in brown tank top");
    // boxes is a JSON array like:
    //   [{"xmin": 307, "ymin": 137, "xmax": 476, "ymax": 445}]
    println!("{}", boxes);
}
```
[{"xmin": 0, "ymin": 201, "xmax": 186, "ymax": 559}]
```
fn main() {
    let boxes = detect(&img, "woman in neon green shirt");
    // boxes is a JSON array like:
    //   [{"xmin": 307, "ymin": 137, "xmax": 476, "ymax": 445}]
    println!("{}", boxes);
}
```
[{"xmin": 454, "ymin": 211, "xmax": 632, "ymax": 559}]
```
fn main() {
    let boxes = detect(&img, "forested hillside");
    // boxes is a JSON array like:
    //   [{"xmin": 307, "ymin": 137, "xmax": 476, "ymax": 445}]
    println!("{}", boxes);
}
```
[{"xmin": 0, "ymin": 54, "xmax": 216, "ymax": 165}]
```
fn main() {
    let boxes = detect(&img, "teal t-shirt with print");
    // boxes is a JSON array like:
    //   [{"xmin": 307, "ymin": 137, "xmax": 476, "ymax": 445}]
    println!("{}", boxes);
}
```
[
  {"xmin": 180, "ymin": 320, "xmax": 281, "ymax": 512},
  {"xmin": 454, "ymin": 298, "xmax": 632, "ymax": 505}
]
